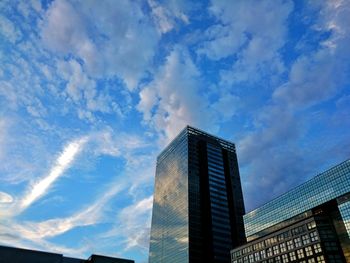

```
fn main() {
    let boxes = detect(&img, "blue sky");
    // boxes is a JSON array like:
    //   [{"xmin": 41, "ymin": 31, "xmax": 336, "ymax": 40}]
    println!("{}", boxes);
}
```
[{"xmin": 0, "ymin": 0, "xmax": 349, "ymax": 262}]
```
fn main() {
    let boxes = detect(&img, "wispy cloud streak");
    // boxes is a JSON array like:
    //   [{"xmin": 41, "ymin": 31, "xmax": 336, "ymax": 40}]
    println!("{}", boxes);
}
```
[
  {"xmin": 0, "ymin": 222, "xmax": 89, "ymax": 257},
  {"xmin": 1, "ymin": 178, "xmax": 125, "ymax": 242},
  {"xmin": 18, "ymin": 137, "xmax": 88, "ymax": 213},
  {"xmin": 100, "ymin": 195, "xmax": 153, "ymax": 251}
]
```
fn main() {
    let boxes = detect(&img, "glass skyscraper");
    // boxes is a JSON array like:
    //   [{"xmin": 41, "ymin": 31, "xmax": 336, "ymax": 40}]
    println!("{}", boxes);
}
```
[{"xmin": 149, "ymin": 126, "xmax": 246, "ymax": 263}]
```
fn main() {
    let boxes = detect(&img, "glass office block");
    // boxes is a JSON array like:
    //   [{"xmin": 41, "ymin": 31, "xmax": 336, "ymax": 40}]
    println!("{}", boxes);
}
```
[
  {"xmin": 244, "ymin": 160, "xmax": 350, "ymax": 238},
  {"xmin": 149, "ymin": 126, "xmax": 246, "ymax": 263}
]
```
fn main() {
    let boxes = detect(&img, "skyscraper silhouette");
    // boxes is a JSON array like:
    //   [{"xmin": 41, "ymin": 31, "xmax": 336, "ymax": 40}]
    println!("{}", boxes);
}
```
[{"xmin": 149, "ymin": 126, "xmax": 246, "ymax": 263}]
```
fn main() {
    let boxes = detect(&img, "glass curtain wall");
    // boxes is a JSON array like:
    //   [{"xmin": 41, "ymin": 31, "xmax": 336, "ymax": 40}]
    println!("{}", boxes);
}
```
[{"xmin": 149, "ymin": 130, "xmax": 189, "ymax": 263}]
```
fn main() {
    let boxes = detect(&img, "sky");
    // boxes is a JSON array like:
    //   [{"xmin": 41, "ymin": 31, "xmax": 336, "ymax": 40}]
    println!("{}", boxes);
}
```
[{"xmin": 0, "ymin": 0, "xmax": 349, "ymax": 262}]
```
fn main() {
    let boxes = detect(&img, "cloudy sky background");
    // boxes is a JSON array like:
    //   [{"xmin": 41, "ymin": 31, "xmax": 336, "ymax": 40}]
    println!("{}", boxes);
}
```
[{"xmin": 0, "ymin": 0, "xmax": 349, "ymax": 262}]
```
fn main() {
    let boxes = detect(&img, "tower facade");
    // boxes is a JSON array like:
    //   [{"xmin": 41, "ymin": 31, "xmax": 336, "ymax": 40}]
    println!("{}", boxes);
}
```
[{"xmin": 149, "ymin": 126, "xmax": 246, "ymax": 263}]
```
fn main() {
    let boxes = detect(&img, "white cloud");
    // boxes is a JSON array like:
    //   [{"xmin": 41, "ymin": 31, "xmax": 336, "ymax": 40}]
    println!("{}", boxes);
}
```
[
  {"xmin": 102, "ymin": 195, "xmax": 153, "ymax": 251},
  {"xmin": 7, "ymin": 181, "xmax": 124, "ymax": 240},
  {"xmin": 138, "ymin": 47, "xmax": 217, "ymax": 143},
  {"xmin": 31, "ymin": 0, "xmax": 42, "ymax": 13},
  {"xmin": 41, "ymin": 0, "xmax": 90, "ymax": 55},
  {"xmin": 0, "ymin": 163, "xmax": 129, "ymax": 257},
  {"xmin": 0, "ymin": 222, "xmax": 89, "ymax": 258},
  {"xmin": 137, "ymin": 42, "xmax": 247, "ymax": 144},
  {"xmin": 0, "ymin": 118, "xmax": 8, "ymax": 160},
  {"xmin": 0, "ymin": 192, "xmax": 13, "ymax": 204},
  {"xmin": 0, "ymin": 126, "xmax": 154, "ymax": 255},
  {"xmin": 273, "ymin": 0, "xmax": 350, "ymax": 109},
  {"xmin": 88, "ymin": 128, "xmax": 150, "ymax": 158},
  {"xmin": 138, "ymin": 87, "xmax": 159, "ymax": 122},
  {"xmin": 199, "ymin": 0, "xmax": 292, "ymax": 84},
  {"xmin": 239, "ymin": 106, "xmax": 300, "ymax": 162},
  {"xmin": 273, "ymin": 50, "xmax": 337, "ymax": 108},
  {"xmin": 0, "ymin": 81, "xmax": 20, "ymax": 110},
  {"xmin": 57, "ymin": 59, "xmax": 117, "ymax": 121},
  {"xmin": 90, "ymin": 130, "xmax": 121, "ymax": 157},
  {"xmin": 57, "ymin": 60, "xmax": 91, "ymax": 103},
  {"xmin": 148, "ymin": 0, "xmax": 174, "ymax": 34},
  {"xmin": 147, "ymin": 0, "xmax": 190, "ymax": 34},
  {"xmin": 17, "ymin": 1, "xmax": 42, "ymax": 18},
  {"xmin": 41, "ymin": 0, "xmax": 158, "ymax": 90},
  {"xmin": 0, "ymin": 117, "xmax": 55, "ymax": 185},
  {"xmin": 212, "ymin": 94, "xmax": 239, "ymax": 119},
  {"xmin": 88, "ymin": 128, "xmax": 156, "ymax": 199},
  {"xmin": 237, "ymin": 0, "xmax": 350, "ymax": 210},
  {"xmin": 0, "ymin": 14, "xmax": 22, "ymax": 43},
  {"xmin": 17, "ymin": 136, "xmax": 88, "ymax": 213},
  {"xmin": 197, "ymin": 24, "xmax": 245, "ymax": 60},
  {"xmin": 0, "ymin": 48, "xmax": 51, "ymax": 121},
  {"xmin": 120, "ymin": 196, "xmax": 153, "ymax": 250}
]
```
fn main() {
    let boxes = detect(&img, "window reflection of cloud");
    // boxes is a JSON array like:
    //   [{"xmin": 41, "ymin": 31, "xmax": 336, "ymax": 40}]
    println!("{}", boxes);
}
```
[
  {"xmin": 338, "ymin": 200, "xmax": 350, "ymax": 238},
  {"xmin": 150, "ymin": 144, "xmax": 189, "ymax": 262},
  {"xmin": 244, "ymin": 160, "xmax": 350, "ymax": 237}
]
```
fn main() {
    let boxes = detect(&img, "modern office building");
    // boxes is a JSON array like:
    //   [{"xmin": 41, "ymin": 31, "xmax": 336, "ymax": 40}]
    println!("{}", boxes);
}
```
[
  {"xmin": 231, "ymin": 159, "xmax": 350, "ymax": 263},
  {"xmin": 149, "ymin": 126, "xmax": 246, "ymax": 263},
  {"xmin": 0, "ymin": 245, "xmax": 134, "ymax": 263}
]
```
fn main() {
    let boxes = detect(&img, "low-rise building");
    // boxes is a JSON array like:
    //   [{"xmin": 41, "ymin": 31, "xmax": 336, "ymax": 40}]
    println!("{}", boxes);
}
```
[
  {"xmin": 0, "ymin": 245, "xmax": 134, "ymax": 263},
  {"xmin": 231, "ymin": 159, "xmax": 350, "ymax": 263}
]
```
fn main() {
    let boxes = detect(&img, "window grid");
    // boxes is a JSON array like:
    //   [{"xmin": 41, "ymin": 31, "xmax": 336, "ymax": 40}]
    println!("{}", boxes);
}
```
[
  {"xmin": 231, "ymin": 220, "xmax": 329, "ymax": 263},
  {"xmin": 338, "ymin": 200, "xmax": 350, "ymax": 239},
  {"xmin": 244, "ymin": 160, "xmax": 350, "ymax": 238}
]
